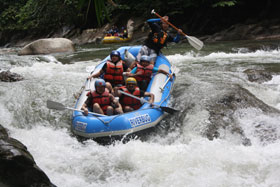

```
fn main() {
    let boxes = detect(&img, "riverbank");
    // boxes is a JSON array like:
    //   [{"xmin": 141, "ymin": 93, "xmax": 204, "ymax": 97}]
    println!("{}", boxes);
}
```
[{"xmin": 2, "ymin": 17, "xmax": 280, "ymax": 48}]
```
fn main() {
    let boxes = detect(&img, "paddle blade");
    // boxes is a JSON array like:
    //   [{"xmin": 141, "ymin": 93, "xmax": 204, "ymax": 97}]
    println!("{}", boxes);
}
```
[
  {"xmin": 186, "ymin": 35, "xmax": 204, "ymax": 50},
  {"xmin": 160, "ymin": 106, "xmax": 179, "ymax": 114},
  {"xmin": 47, "ymin": 100, "xmax": 66, "ymax": 111}
]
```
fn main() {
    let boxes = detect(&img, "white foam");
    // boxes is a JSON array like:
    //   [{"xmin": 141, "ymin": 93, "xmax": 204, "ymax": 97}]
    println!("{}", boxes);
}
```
[{"xmin": 1, "ymin": 46, "xmax": 280, "ymax": 187}]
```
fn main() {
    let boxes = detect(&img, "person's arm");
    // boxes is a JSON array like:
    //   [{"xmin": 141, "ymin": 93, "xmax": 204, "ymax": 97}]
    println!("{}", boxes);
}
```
[
  {"xmin": 123, "ymin": 63, "xmax": 129, "ymax": 72},
  {"xmin": 81, "ymin": 103, "xmax": 89, "ymax": 116},
  {"xmin": 110, "ymin": 93, "xmax": 121, "ymax": 108},
  {"xmin": 88, "ymin": 69, "xmax": 104, "ymax": 79},
  {"xmin": 113, "ymin": 87, "xmax": 121, "ymax": 97},
  {"xmin": 88, "ymin": 63, "xmax": 107, "ymax": 79},
  {"xmin": 173, "ymin": 33, "xmax": 181, "ymax": 43},
  {"xmin": 129, "ymin": 61, "xmax": 137, "ymax": 70},
  {"xmin": 147, "ymin": 18, "xmax": 161, "ymax": 23},
  {"xmin": 158, "ymin": 69, "xmax": 173, "ymax": 79},
  {"xmin": 124, "ymin": 67, "xmax": 137, "ymax": 77},
  {"xmin": 144, "ymin": 91, "xmax": 154, "ymax": 104},
  {"xmin": 81, "ymin": 95, "xmax": 92, "ymax": 115}
]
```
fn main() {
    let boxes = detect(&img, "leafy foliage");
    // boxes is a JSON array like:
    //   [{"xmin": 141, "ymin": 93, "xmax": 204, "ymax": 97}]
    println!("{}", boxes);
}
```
[
  {"xmin": 1, "ymin": 0, "xmax": 271, "ymax": 38},
  {"xmin": 212, "ymin": 0, "xmax": 237, "ymax": 7},
  {"xmin": 78, "ymin": 0, "xmax": 111, "ymax": 27},
  {"xmin": 0, "ymin": 0, "xmax": 240, "ymax": 33},
  {"xmin": 0, "ymin": 0, "xmax": 81, "ymax": 32}
]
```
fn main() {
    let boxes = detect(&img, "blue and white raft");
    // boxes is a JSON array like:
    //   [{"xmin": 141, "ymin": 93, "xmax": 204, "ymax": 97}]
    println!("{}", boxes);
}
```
[{"xmin": 71, "ymin": 46, "xmax": 176, "ymax": 139}]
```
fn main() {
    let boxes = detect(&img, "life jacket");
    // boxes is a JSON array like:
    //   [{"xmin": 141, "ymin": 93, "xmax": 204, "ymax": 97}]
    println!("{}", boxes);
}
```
[
  {"xmin": 152, "ymin": 31, "xmax": 168, "ymax": 46},
  {"xmin": 135, "ymin": 63, "xmax": 154, "ymax": 82},
  {"xmin": 145, "ymin": 29, "xmax": 169, "ymax": 54},
  {"xmin": 119, "ymin": 86, "xmax": 142, "ymax": 110},
  {"xmin": 87, "ymin": 90, "xmax": 111, "ymax": 113},
  {"xmin": 104, "ymin": 60, "xmax": 124, "ymax": 85}
]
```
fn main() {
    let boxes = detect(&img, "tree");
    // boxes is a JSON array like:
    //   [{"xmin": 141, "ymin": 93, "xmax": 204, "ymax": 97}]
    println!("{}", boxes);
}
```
[{"xmin": 78, "ymin": 0, "xmax": 113, "ymax": 27}]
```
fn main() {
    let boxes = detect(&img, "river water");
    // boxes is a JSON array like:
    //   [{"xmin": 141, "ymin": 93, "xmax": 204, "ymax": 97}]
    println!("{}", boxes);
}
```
[{"xmin": 1, "ymin": 40, "xmax": 280, "ymax": 187}]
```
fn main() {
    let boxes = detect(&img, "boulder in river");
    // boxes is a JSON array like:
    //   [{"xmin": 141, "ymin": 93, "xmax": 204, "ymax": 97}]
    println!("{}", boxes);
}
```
[
  {"xmin": 0, "ymin": 124, "xmax": 56, "ymax": 187},
  {"xmin": 244, "ymin": 69, "xmax": 273, "ymax": 83},
  {"xmin": 18, "ymin": 38, "xmax": 75, "ymax": 55},
  {"xmin": 0, "ymin": 70, "xmax": 24, "ymax": 82},
  {"xmin": 206, "ymin": 85, "xmax": 280, "ymax": 145}
]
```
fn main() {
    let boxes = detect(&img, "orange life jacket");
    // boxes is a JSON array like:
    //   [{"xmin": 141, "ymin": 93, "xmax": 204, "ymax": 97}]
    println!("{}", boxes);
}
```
[
  {"xmin": 135, "ymin": 63, "xmax": 154, "ymax": 82},
  {"xmin": 104, "ymin": 60, "xmax": 124, "ymax": 85},
  {"xmin": 87, "ymin": 90, "xmax": 111, "ymax": 112},
  {"xmin": 152, "ymin": 31, "xmax": 168, "ymax": 45},
  {"xmin": 120, "ymin": 86, "xmax": 142, "ymax": 110}
]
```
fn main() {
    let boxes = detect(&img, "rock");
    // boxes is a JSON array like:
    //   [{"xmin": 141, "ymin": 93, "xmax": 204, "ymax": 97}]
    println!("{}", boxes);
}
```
[
  {"xmin": 206, "ymin": 85, "xmax": 280, "ymax": 145},
  {"xmin": 18, "ymin": 38, "xmax": 75, "ymax": 55},
  {"xmin": 244, "ymin": 69, "xmax": 272, "ymax": 83},
  {"xmin": 71, "ymin": 26, "xmax": 108, "ymax": 45},
  {"xmin": 126, "ymin": 19, "xmax": 134, "ymax": 38},
  {"xmin": 0, "ymin": 124, "xmax": 56, "ymax": 187},
  {"xmin": 205, "ymin": 19, "xmax": 280, "ymax": 42},
  {"xmin": 0, "ymin": 70, "xmax": 24, "ymax": 82}
]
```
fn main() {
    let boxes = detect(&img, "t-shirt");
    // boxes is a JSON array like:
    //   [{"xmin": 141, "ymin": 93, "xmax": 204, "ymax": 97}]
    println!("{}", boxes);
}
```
[{"xmin": 130, "ymin": 66, "xmax": 159, "ymax": 74}]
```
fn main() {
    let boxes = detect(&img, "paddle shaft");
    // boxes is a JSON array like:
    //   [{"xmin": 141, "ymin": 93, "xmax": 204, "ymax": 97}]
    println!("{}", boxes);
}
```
[
  {"xmin": 47, "ymin": 100, "xmax": 106, "ymax": 117},
  {"xmin": 119, "ymin": 90, "xmax": 179, "ymax": 114},
  {"xmin": 151, "ymin": 9, "xmax": 204, "ymax": 50},
  {"xmin": 119, "ymin": 90, "xmax": 163, "ymax": 109},
  {"xmin": 67, "ymin": 107, "xmax": 106, "ymax": 117},
  {"xmin": 160, "ymin": 67, "xmax": 176, "ymax": 91},
  {"xmin": 153, "ymin": 12, "xmax": 187, "ymax": 36}
]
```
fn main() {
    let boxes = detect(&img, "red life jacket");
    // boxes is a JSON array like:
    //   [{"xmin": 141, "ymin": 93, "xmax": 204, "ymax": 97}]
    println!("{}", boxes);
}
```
[
  {"xmin": 104, "ymin": 60, "xmax": 124, "ymax": 85},
  {"xmin": 120, "ymin": 86, "xmax": 142, "ymax": 110},
  {"xmin": 135, "ymin": 63, "xmax": 154, "ymax": 82},
  {"xmin": 87, "ymin": 90, "xmax": 111, "ymax": 112}
]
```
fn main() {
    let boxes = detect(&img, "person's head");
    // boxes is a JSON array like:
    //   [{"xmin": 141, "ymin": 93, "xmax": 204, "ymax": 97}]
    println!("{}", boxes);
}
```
[
  {"xmin": 140, "ymin": 55, "xmax": 150, "ymax": 67},
  {"xmin": 161, "ymin": 16, "xmax": 169, "ymax": 31},
  {"xmin": 110, "ymin": 50, "xmax": 121, "ymax": 63},
  {"xmin": 94, "ymin": 79, "xmax": 106, "ymax": 94},
  {"xmin": 125, "ymin": 77, "xmax": 137, "ymax": 91}
]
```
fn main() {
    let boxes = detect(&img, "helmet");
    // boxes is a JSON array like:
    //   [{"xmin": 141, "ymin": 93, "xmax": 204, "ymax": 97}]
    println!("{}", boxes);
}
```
[
  {"xmin": 94, "ymin": 79, "xmax": 106, "ymax": 88},
  {"xmin": 110, "ymin": 50, "xmax": 121, "ymax": 58},
  {"xmin": 140, "ymin": 55, "xmax": 150, "ymax": 62},
  {"xmin": 126, "ymin": 77, "xmax": 137, "ymax": 85}
]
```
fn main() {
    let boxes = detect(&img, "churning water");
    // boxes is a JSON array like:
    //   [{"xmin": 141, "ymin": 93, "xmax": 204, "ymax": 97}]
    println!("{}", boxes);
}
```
[{"xmin": 1, "ymin": 40, "xmax": 280, "ymax": 187}]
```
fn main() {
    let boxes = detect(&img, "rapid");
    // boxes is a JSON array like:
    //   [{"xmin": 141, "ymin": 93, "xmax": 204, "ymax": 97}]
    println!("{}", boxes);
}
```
[{"xmin": 1, "ymin": 40, "xmax": 280, "ymax": 187}]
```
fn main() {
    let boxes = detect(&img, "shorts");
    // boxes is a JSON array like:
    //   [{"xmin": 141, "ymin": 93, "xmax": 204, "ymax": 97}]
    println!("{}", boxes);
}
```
[{"xmin": 136, "ymin": 45, "xmax": 157, "ymax": 62}]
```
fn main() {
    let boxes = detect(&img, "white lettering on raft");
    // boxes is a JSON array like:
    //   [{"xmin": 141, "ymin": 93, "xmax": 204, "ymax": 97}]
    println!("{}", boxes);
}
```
[
  {"xmin": 75, "ymin": 121, "xmax": 87, "ymax": 132},
  {"xmin": 129, "ymin": 114, "xmax": 151, "ymax": 127}
]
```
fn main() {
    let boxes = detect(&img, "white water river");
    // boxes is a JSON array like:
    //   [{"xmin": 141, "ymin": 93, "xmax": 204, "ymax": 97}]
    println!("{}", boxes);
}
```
[{"xmin": 1, "ymin": 41, "xmax": 280, "ymax": 187}]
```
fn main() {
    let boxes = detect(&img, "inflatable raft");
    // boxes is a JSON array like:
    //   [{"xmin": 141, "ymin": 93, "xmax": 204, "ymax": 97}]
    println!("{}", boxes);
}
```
[
  {"xmin": 71, "ymin": 46, "xmax": 176, "ymax": 139},
  {"xmin": 102, "ymin": 35, "xmax": 131, "ymax": 44}
]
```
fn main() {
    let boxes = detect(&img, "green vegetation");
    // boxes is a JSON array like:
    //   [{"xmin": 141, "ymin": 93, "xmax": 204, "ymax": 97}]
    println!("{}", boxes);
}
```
[
  {"xmin": 0, "ymin": 0, "xmax": 277, "ymax": 44},
  {"xmin": 0, "ymin": 0, "xmax": 239, "ymax": 32},
  {"xmin": 0, "ymin": 0, "xmax": 80, "ymax": 32}
]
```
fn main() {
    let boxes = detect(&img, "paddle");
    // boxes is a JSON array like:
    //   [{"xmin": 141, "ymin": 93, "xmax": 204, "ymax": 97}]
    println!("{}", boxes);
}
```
[
  {"xmin": 151, "ymin": 9, "xmax": 204, "ymax": 50},
  {"xmin": 118, "ymin": 90, "xmax": 179, "ymax": 114},
  {"xmin": 160, "ymin": 66, "xmax": 177, "ymax": 92},
  {"xmin": 47, "ymin": 100, "xmax": 106, "ymax": 117}
]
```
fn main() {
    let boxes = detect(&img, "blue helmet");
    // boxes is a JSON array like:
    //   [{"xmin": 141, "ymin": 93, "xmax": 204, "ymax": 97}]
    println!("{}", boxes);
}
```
[
  {"xmin": 140, "ymin": 55, "xmax": 150, "ymax": 62},
  {"xmin": 94, "ymin": 79, "xmax": 106, "ymax": 88},
  {"xmin": 110, "ymin": 50, "xmax": 121, "ymax": 59}
]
